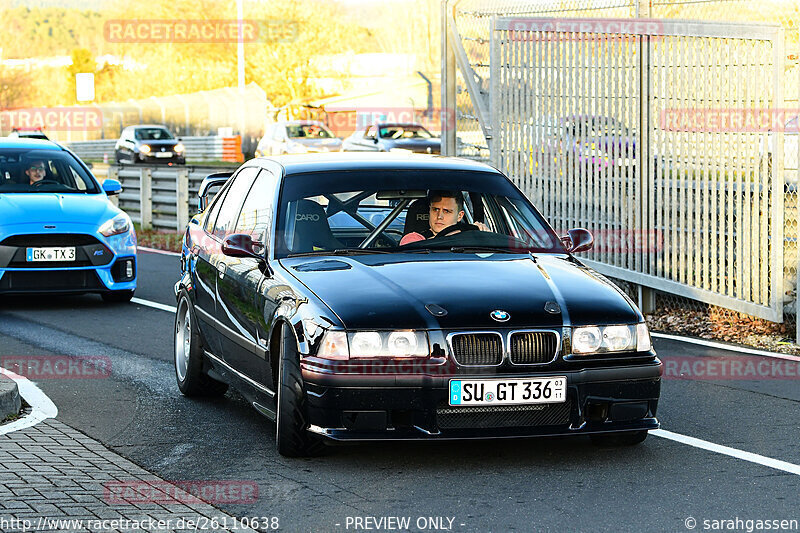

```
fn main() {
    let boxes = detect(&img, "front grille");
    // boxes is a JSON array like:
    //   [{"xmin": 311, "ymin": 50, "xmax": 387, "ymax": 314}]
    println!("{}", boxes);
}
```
[
  {"xmin": 450, "ymin": 333, "xmax": 503, "ymax": 366},
  {"xmin": 436, "ymin": 401, "xmax": 571, "ymax": 430},
  {"xmin": 1, "ymin": 234, "xmax": 100, "ymax": 247},
  {"xmin": 509, "ymin": 331, "xmax": 559, "ymax": 364},
  {"xmin": 1, "ymin": 233, "xmax": 112, "ymax": 269},
  {"xmin": 0, "ymin": 270, "xmax": 105, "ymax": 292}
]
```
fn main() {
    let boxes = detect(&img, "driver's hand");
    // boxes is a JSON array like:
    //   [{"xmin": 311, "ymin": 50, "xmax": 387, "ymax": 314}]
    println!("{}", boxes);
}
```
[{"xmin": 475, "ymin": 221, "xmax": 490, "ymax": 232}]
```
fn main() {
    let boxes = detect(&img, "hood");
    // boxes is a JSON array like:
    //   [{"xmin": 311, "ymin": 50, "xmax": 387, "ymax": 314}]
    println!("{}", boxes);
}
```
[
  {"xmin": 382, "ymin": 138, "xmax": 441, "ymax": 153},
  {"xmin": 138, "ymin": 139, "xmax": 179, "ymax": 148},
  {"xmin": 282, "ymin": 253, "xmax": 639, "ymax": 330},
  {"xmin": 292, "ymin": 138, "xmax": 343, "ymax": 150},
  {"xmin": 0, "ymin": 192, "xmax": 118, "ymax": 228}
]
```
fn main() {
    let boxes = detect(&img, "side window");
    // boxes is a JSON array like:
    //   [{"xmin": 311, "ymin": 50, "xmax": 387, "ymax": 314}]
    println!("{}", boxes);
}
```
[
  {"xmin": 212, "ymin": 167, "xmax": 259, "ymax": 239},
  {"xmin": 234, "ymin": 170, "xmax": 277, "ymax": 244},
  {"xmin": 204, "ymin": 185, "xmax": 229, "ymax": 233},
  {"xmin": 71, "ymin": 167, "xmax": 87, "ymax": 190}
]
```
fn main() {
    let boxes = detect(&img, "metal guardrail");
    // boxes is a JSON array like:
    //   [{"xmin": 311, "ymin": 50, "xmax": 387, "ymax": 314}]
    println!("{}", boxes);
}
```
[
  {"xmin": 67, "ymin": 136, "xmax": 243, "ymax": 163},
  {"xmin": 104, "ymin": 165, "xmax": 226, "ymax": 231}
]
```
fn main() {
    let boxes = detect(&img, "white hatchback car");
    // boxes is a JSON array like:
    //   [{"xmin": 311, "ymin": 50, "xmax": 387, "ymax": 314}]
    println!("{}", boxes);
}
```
[{"xmin": 255, "ymin": 121, "xmax": 342, "ymax": 156}]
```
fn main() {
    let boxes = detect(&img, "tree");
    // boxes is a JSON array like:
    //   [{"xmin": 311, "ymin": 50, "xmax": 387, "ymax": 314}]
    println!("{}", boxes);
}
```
[{"xmin": 0, "ymin": 67, "xmax": 34, "ymax": 110}]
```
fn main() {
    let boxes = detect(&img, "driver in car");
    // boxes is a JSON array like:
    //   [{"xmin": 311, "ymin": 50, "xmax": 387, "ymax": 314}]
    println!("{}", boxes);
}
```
[
  {"xmin": 25, "ymin": 160, "xmax": 47, "ymax": 186},
  {"xmin": 400, "ymin": 191, "xmax": 488, "ymax": 245}
]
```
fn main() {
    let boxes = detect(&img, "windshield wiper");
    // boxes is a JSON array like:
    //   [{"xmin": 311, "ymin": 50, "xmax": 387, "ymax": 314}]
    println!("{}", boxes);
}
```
[
  {"xmin": 449, "ymin": 246, "xmax": 523, "ymax": 254},
  {"xmin": 288, "ymin": 248, "xmax": 393, "ymax": 257}
]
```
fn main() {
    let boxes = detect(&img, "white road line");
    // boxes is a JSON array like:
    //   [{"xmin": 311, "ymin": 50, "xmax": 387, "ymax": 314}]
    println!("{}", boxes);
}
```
[
  {"xmin": 137, "ymin": 246, "xmax": 181, "ymax": 257},
  {"xmin": 131, "ymin": 297, "xmax": 177, "ymax": 313},
  {"xmin": 652, "ymin": 332, "xmax": 800, "ymax": 362},
  {"xmin": 0, "ymin": 367, "xmax": 58, "ymax": 435},
  {"xmin": 653, "ymin": 429, "xmax": 800, "ymax": 476}
]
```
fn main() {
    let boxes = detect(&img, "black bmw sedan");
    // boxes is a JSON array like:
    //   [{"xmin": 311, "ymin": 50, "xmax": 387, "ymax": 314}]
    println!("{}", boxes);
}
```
[{"xmin": 175, "ymin": 153, "xmax": 661, "ymax": 456}]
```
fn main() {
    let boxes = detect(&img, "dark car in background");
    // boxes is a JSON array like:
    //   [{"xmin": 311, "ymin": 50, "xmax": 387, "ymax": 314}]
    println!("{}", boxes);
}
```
[
  {"xmin": 115, "ymin": 124, "xmax": 186, "ymax": 165},
  {"xmin": 528, "ymin": 115, "xmax": 635, "ymax": 175},
  {"xmin": 174, "ymin": 153, "xmax": 660, "ymax": 457},
  {"xmin": 342, "ymin": 122, "xmax": 441, "ymax": 154},
  {"xmin": 255, "ymin": 121, "xmax": 342, "ymax": 156},
  {"xmin": 7, "ymin": 128, "xmax": 49, "ymax": 141}
]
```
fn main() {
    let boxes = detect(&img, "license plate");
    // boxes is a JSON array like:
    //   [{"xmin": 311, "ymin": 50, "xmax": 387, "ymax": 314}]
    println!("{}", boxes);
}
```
[
  {"xmin": 26, "ymin": 247, "xmax": 76, "ymax": 262},
  {"xmin": 449, "ymin": 377, "xmax": 566, "ymax": 406},
  {"xmin": 155, "ymin": 151, "xmax": 173, "ymax": 158}
]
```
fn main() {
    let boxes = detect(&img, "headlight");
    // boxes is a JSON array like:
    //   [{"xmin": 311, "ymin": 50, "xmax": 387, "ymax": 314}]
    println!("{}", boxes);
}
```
[
  {"xmin": 174, "ymin": 143, "xmax": 185, "ymax": 153},
  {"xmin": 99, "ymin": 213, "xmax": 131, "ymax": 237},
  {"xmin": 139, "ymin": 145, "xmax": 151, "ymax": 154},
  {"xmin": 572, "ymin": 323, "xmax": 649, "ymax": 355},
  {"xmin": 316, "ymin": 330, "xmax": 430, "ymax": 360}
]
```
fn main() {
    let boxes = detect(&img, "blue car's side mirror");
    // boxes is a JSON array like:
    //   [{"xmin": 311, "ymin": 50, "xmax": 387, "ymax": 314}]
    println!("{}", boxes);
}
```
[{"xmin": 103, "ymin": 179, "xmax": 122, "ymax": 196}]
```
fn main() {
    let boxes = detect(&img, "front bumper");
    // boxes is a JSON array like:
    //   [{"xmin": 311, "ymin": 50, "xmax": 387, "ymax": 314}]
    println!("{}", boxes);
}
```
[
  {"xmin": 0, "ymin": 230, "xmax": 137, "ymax": 294},
  {"xmin": 301, "ymin": 360, "xmax": 661, "ymax": 441},
  {"xmin": 138, "ymin": 152, "xmax": 185, "ymax": 165}
]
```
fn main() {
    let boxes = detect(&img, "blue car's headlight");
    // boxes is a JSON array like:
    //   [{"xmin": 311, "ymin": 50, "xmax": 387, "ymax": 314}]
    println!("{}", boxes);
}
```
[{"xmin": 99, "ymin": 213, "xmax": 131, "ymax": 237}]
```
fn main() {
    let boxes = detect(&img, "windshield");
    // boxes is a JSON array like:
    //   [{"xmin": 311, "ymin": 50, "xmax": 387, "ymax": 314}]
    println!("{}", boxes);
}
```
[
  {"xmin": 287, "ymin": 123, "xmax": 334, "ymax": 139},
  {"xmin": 0, "ymin": 149, "xmax": 100, "ymax": 194},
  {"xmin": 275, "ymin": 170, "xmax": 564, "ymax": 258},
  {"xmin": 379, "ymin": 125, "xmax": 433, "ymax": 139},
  {"xmin": 134, "ymin": 128, "xmax": 174, "ymax": 140}
]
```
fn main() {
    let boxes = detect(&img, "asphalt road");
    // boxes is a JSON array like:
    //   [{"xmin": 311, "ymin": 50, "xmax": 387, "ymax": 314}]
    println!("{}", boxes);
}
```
[{"xmin": 1, "ymin": 250, "xmax": 800, "ymax": 532}]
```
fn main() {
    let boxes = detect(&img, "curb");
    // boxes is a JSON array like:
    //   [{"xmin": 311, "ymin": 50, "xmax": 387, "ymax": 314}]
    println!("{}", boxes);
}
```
[{"xmin": 0, "ymin": 373, "xmax": 22, "ymax": 422}]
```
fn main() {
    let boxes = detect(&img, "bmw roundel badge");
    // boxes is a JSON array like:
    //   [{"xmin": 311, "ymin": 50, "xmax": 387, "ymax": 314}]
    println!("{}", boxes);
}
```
[{"xmin": 490, "ymin": 310, "xmax": 510, "ymax": 322}]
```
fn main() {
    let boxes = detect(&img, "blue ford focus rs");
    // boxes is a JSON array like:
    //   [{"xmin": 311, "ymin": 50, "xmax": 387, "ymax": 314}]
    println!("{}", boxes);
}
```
[{"xmin": 0, "ymin": 139, "xmax": 137, "ymax": 302}]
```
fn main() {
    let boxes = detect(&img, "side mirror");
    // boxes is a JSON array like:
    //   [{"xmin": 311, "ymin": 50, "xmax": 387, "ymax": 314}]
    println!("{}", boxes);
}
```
[
  {"xmin": 372, "ymin": 137, "xmax": 379, "ymax": 144},
  {"xmin": 562, "ymin": 228, "xmax": 593, "ymax": 253},
  {"xmin": 222, "ymin": 233, "xmax": 265, "ymax": 260},
  {"xmin": 86, "ymin": 162, "xmax": 94, "ymax": 169},
  {"xmin": 102, "ymin": 179, "xmax": 122, "ymax": 196}
]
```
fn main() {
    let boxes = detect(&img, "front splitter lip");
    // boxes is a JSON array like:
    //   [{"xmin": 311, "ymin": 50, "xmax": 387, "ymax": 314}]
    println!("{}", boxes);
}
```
[{"xmin": 307, "ymin": 418, "xmax": 660, "ymax": 442}]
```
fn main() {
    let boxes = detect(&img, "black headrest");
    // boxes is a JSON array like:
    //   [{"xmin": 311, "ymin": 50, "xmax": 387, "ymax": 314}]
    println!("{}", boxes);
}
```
[
  {"xmin": 289, "ymin": 199, "xmax": 342, "ymax": 253},
  {"xmin": 403, "ymin": 198, "xmax": 430, "ymax": 235}
]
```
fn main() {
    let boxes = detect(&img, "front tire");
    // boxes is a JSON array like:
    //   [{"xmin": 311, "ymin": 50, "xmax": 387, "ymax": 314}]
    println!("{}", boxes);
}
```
[
  {"xmin": 174, "ymin": 294, "xmax": 228, "ymax": 397},
  {"xmin": 275, "ymin": 325, "xmax": 326, "ymax": 457},
  {"xmin": 590, "ymin": 430, "xmax": 648, "ymax": 447}
]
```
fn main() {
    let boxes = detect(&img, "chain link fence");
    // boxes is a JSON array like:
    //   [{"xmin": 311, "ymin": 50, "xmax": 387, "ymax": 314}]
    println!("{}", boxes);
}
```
[{"xmin": 446, "ymin": 0, "xmax": 800, "ymax": 347}]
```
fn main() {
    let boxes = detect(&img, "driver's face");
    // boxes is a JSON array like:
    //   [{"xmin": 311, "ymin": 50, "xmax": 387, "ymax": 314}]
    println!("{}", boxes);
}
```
[
  {"xmin": 26, "ymin": 163, "xmax": 46, "ymax": 184},
  {"xmin": 429, "ymin": 197, "xmax": 464, "ymax": 235}
]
